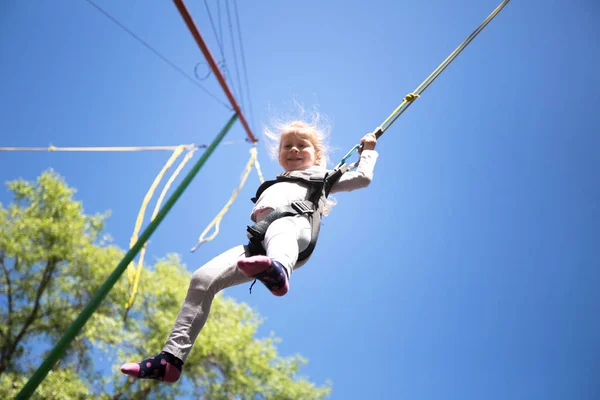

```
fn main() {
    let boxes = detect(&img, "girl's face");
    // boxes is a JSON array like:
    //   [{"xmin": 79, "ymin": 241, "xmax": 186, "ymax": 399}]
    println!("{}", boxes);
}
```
[{"xmin": 278, "ymin": 131, "xmax": 318, "ymax": 171}]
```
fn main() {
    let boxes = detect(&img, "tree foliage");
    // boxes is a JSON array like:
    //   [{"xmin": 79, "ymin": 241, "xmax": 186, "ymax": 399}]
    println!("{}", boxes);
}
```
[{"xmin": 0, "ymin": 170, "xmax": 331, "ymax": 399}]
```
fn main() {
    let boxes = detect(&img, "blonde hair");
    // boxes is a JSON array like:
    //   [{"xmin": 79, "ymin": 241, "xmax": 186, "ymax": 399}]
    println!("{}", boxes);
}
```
[
  {"xmin": 263, "ymin": 108, "xmax": 337, "ymax": 215},
  {"xmin": 263, "ymin": 110, "xmax": 332, "ymax": 168}
]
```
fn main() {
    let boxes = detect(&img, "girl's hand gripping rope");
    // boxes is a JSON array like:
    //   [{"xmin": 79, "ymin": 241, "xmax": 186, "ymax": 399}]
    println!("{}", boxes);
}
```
[
  {"xmin": 360, "ymin": 132, "xmax": 378, "ymax": 151},
  {"xmin": 358, "ymin": 129, "xmax": 379, "ymax": 154}
]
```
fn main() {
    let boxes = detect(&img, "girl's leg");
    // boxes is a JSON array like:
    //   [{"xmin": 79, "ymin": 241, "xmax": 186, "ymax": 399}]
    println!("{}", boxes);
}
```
[
  {"xmin": 264, "ymin": 215, "xmax": 312, "ymax": 276},
  {"xmin": 238, "ymin": 216, "xmax": 311, "ymax": 295},
  {"xmin": 121, "ymin": 245, "xmax": 251, "ymax": 382}
]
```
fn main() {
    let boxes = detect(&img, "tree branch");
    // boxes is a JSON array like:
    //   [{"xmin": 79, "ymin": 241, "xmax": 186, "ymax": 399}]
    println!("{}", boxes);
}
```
[
  {"xmin": 0, "ymin": 252, "xmax": 13, "ymax": 325},
  {"xmin": 205, "ymin": 355, "xmax": 229, "ymax": 380},
  {"xmin": 0, "ymin": 257, "xmax": 59, "ymax": 375},
  {"xmin": 138, "ymin": 385, "xmax": 152, "ymax": 399},
  {"xmin": 0, "ymin": 252, "xmax": 14, "ymax": 375},
  {"xmin": 13, "ymin": 257, "xmax": 58, "ymax": 342}
]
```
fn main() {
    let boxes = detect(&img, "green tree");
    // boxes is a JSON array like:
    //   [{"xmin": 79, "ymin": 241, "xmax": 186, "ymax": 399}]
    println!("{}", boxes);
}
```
[{"xmin": 0, "ymin": 170, "xmax": 331, "ymax": 399}]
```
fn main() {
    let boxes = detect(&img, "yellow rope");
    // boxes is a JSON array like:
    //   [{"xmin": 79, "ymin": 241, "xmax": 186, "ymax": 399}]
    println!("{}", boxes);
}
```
[
  {"xmin": 0, "ymin": 145, "xmax": 195, "ymax": 152},
  {"xmin": 190, "ymin": 146, "xmax": 264, "ymax": 252},
  {"xmin": 0, "ymin": 141, "xmax": 245, "ymax": 152},
  {"xmin": 124, "ymin": 146, "xmax": 186, "ymax": 314},
  {"xmin": 254, "ymin": 154, "xmax": 264, "ymax": 183},
  {"xmin": 2, "ymin": 138, "xmax": 249, "ymax": 314},
  {"xmin": 124, "ymin": 148, "xmax": 197, "ymax": 315},
  {"xmin": 152, "ymin": 149, "xmax": 197, "ymax": 222}
]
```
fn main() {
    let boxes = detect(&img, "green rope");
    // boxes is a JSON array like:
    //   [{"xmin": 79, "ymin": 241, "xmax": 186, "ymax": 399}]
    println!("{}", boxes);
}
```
[
  {"xmin": 336, "ymin": 0, "xmax": 511, "ymax": 169},
  {"xmin": 380, "ymin": 0, "xmax": 511, "ymax": 133},
  {"xmin": 15, "ymin": 113, "xmax": 239, "ymax": 400}
]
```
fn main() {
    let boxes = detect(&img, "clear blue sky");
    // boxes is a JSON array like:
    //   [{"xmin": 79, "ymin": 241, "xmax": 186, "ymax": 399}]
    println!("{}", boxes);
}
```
[{"xmin": 1, "ymin": 0, "xmax": 599, "ymax": 399}]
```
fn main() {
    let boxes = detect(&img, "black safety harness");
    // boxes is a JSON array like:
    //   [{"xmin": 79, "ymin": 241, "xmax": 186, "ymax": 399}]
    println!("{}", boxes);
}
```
[{"xmin": 244, "ymin": 167, "xmax": 345, "ymax": 262}]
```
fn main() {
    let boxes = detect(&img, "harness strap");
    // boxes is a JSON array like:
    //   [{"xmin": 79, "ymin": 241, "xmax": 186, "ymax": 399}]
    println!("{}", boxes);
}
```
[
  {"xmin": 245, "ymin": 168, "xmax": 345, "ymax": 263},
  {"xmin": 246, "ymin": 200, "xmax": 317, "ymax": 261}
]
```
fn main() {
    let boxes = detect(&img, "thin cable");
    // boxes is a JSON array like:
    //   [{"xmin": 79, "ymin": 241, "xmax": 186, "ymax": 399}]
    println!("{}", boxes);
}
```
[
  {"xmin": 233, "ymin": 0, "xmax": 256, "ymax": 133},
  {"xmin": 174, "ymin": 0, "xmax": 257, "ymax": 142},
  {"xmin": 224, "ymin": 0, "xmax": 246, "ymax": 113},
  {"xmin": 217, "ymin": 0, "xmax": 224, "ymax": 52},
  {"xmin": 202, "ymin": 0, "xmax": 231, "ymax": 84},
  {"xmin": 85, "ymin": 0, "xmax": 230, "ymax": 109},
  {"xmin": 203, "ymin": 0, "xmax": 226, "ymax": 60}
]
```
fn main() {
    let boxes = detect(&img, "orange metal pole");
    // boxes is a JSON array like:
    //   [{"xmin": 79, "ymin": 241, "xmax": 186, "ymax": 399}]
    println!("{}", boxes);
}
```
[{"xmin": 173, "ymin": 0, "xmax": 258, "ymax": 143}]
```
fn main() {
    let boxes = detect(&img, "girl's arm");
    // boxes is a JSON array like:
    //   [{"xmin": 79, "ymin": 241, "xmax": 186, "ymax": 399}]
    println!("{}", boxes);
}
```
[{"xmin": 330, "ymin": 133, "xmax": 379, "ymax": 193}]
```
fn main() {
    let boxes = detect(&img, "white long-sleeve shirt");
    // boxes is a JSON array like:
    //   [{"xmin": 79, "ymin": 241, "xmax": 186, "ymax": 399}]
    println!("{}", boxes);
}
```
[{"xmin": 251, "ymin": 150, "xmax": 378, "ymax": 222}]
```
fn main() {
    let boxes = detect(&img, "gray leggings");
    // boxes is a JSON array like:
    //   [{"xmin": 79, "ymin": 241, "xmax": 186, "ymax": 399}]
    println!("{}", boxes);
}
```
[{"xmin": 163, "ymin": 215, "xmax": 311, "ymax": 362}]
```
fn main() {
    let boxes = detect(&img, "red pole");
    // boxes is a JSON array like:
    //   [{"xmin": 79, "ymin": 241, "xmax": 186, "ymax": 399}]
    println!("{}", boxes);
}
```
[{"xmin": 173, "ymin": 0, "xmax": 258, "ymax": 143}]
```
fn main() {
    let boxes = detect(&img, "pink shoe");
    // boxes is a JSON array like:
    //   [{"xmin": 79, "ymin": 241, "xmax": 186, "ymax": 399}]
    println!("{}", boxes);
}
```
[
  {"xmin": 120, "ymin": 352, "xmax": 182, "ymax": 383},
  {"xmin": 238, "ymin": 256, "xmax": 289, "ymax": 296}
]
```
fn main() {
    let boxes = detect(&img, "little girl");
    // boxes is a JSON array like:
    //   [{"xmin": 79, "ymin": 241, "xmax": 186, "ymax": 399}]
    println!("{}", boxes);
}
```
[{"xmin": 120, "ymin": 120, "xmax": 379, "ymax": 383}]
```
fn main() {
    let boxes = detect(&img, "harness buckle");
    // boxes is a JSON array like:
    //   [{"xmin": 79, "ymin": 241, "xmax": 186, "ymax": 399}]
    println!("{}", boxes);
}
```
[
  {"xmin": 291, "ymin": 201, "xmax": 314, "ymax": 214},
  {"xmin": 246, "ymin": 225, "xmax": 264, "ymax": 240}
]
